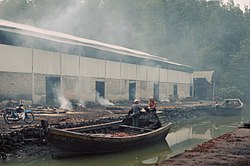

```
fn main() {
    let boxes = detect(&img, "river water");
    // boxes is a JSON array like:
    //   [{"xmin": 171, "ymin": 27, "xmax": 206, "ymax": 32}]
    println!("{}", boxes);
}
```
[{"xmin": 3, "ymin": 108, "xmax": 250, "ymax": 166}]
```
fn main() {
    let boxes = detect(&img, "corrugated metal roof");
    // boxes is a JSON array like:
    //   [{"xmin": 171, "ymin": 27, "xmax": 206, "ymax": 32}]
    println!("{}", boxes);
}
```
[
  {"xmin": 193, "ymin": 71, "xmax": 214, "ymax": 83},
  {"xmin": 0, "ymin": 19, "xmax": 191, "ymax": 69}
]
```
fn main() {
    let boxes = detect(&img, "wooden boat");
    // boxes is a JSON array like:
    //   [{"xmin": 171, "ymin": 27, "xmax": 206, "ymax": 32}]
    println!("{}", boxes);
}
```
[
  {"xmin": 215, "ymin": 99, "xmax": 243, "ymax": 116},
  {"xmin": 41, "ymin": 112, "xmax": 172, "ymax": 159}
]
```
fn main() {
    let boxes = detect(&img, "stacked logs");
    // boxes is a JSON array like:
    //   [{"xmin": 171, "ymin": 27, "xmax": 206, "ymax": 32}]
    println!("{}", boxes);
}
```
[
  {"xmin": 161, "ymin": 105, "xmax": 215, "ymax": 124},
  {"xmin": 0, "ymin": 125, "xmax": 45, "ymax": 161}
]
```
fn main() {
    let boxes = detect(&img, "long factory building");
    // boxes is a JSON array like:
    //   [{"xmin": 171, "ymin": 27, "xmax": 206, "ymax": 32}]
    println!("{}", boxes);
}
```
[{"xmin": 0, "ymin": 19, "xmax": 193, "ymax": 105}]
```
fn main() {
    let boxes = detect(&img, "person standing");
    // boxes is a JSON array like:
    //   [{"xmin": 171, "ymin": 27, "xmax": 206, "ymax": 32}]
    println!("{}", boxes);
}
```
[
  {"xmin": 131, "ymin": 99, "xmax": 141, "ymax": 127},
  {"xmin": 148, "ymin": 96, "xmax": 157, "ymax": 113}
]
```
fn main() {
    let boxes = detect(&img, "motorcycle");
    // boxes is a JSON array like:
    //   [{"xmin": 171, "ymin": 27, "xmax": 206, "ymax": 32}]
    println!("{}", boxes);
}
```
[{"xmin": 2, "ymin": 105, "xmax": 34, "ymax": 124}]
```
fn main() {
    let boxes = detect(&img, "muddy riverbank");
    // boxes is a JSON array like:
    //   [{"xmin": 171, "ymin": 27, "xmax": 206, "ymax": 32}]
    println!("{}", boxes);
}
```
[
  {"xmin": 0, "ymin": 101, "xmax": 216, "ymax": 162},
  {"xmin": 158, "ymin": 126, "xmax": 250, "ymax": 166}
]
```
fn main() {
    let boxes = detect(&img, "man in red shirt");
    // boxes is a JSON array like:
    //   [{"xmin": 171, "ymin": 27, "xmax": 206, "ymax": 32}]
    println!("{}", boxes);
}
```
[{"xmin": 148, "ymin": 96, "xmax": 157, "ymax": 113}]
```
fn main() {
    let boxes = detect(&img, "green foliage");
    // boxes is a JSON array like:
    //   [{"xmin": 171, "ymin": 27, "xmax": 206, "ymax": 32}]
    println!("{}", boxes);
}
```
[{"xmin": 218, "ymin": 87, "xmax": 244, "ymax": 99}]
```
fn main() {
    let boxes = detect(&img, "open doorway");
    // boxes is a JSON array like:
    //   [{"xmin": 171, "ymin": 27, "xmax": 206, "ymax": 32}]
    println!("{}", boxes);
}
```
[
  {"xmin": 173, "ymin": 84, "xmax": 178, "ymax": 98},
  {"xmin": 46, "ymin": 76, "xmax": 60, "ymax": 105},
  {"xmin": 129, "ymin": 81, "xmax": 136, "ymax": 100},
  {"xmin": 153, "ymin": 83, "xmax": 159, "ymax": 100},
  {"xmin": 96, "ymin": 81, "xmax": 105, "ymax": 99}
]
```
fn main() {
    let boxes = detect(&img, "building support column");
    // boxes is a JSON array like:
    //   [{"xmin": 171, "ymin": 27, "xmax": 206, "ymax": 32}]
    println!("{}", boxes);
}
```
[
  {"xmin": 60, "ymin": 53, "xmax": 63, "ymax": 95},
  {"xmin": 31, "ymin": 48, "xmax": 34, "ymax": 104},
  {"xmin": 78, "ymin": 55, "xmax": 81, "ymax": 100}
]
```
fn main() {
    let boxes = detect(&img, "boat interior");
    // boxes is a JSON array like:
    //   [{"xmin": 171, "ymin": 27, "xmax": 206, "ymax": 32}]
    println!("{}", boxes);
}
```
[{"xmin": 52, "ymin": 112, "xmax": 163, "ymax": 136}]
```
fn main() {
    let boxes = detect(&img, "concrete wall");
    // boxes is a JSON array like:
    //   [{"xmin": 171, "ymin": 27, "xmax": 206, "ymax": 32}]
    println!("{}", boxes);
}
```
[
  {"xmin": 136, "ymin": 81, "xmax": 147, "ymax": 100},
  {"xmin": 79, "ymin": 77, "xmax": 95, "ymax": 101},
  {"xmin": 62, "ymin": 76, "xmax": 79, "ymax": 100},
  {"xmin": 33, "ymin": 73, "xmax": 46, "ymax": 104},
  {"xmin": 167, "ymin": 83, "xmax": 175, "ymax": 97},
  {"xmin": 178, "ymin": 84, "xmax": 188, "ymax": 99},
  {"xmin": 106, "ymin": 79, "xmax": 120, "ymax": 100},
  {"xmin": 0, "ymin": 72, "xmax": 32, "ymax": 100},
  {"xmin": 159, "ymin": 82, "xmax": 168, "ymax": 101},
  {"xmin": 120, "ymin": 80, "xmax": 129, "ymax": 100},
  {"xmin": 0, "ymin": 44, "xmax": 193, "ymax": 103}
]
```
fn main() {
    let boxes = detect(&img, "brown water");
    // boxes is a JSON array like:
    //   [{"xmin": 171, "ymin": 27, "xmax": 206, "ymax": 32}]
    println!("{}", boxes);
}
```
[{"xmin": 2, "ymin": 109, "xmax": 249, "ymax": 166}]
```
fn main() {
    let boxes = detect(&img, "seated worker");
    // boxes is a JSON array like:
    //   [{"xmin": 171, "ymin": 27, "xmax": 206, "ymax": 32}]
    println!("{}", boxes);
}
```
[
  {"xmin": 16, "ymin": 103, "xmax": 24, "ymax": 113},
  {"xmin": 130, "ymin": 99, "xmax": 141, "ymax": 127},
  {"xmin": 11, "ymin": 103, "xmax": 24, "ymax": 118},
  {"xmin": 148, "ymin": 96, "xmax": 157, "ymax": 113}
]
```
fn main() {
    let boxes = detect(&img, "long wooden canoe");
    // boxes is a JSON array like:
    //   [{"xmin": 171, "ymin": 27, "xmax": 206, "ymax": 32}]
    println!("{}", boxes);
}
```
[{"xmin": 215, "ymin": 99, "xmax": 243, "ymax": 116}]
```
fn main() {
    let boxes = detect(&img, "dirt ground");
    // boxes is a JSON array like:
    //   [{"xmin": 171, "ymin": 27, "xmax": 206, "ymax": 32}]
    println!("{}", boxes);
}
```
[
  {"xmin": 0, "ymin": 107, "xmax": 127, "ymax": 132},
  {"xmin": 0, "ymin": 107, "xmax": 128, "ymax": 162},
  {"xmin": 0, "ymin": 101, "xmax": 213, "ymax": 131},
  {"xmin": 158, "ymin": 127, "xmax": 250, "ymax": 166}
]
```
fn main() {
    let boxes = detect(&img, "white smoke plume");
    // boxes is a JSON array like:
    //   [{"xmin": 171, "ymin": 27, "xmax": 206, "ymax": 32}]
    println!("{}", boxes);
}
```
[
  {"xmin": 58, "ymin": 94, "xmax": 73, "ymax": 110},
  {"xmin": 53, "ymin": 85, "xmax": 73, "ymax": 110},
  {"xmin": 77, "ymin": 99, "xmax": 86, "ymax": 108},
  {"xmin": 96, "ymin": 92, "xmax": 114, "ymax": 106}
]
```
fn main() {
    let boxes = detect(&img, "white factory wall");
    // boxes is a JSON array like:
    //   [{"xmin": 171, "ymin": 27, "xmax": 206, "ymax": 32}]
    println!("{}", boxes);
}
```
[
  {"xmin": 177, "ymin": 71, "xmax": 193, "ymax": 84},
  {"xmin": 61, "ymin": 54, "xmax": 79, "ymax": 76},
  {"xmin": 0, "ymin": 44, "xmax": 32, "ymax": 73},
  {"xmin": 106, "ymin": 61, "xmax": 120, "ymax": 79},
  {"xmin": 0, "ymin": 44, "xmax": 193, "ymax": 103},
  {"xmin": 33, "ymin": 49, "xmax": 60, "ymax": 75},
  {"xmin": 80, "ymin": 57, "xmax": 105, "ymax": 78},
  {"xmin": 136, "ymin": 65, "xmax": 147, "ymax": 81},
  {"xmin": 121, "ymin": 63, "xmax": 137, "ymax": 80},
  {"xmin": 167, "ymin": 70, "xmax": 178, "ymax": 83},
  {"xmin": 159, "ymin": 68, "xmax": 168, "ymax": 82},
  {"xmin": 147, "ymin": 66, "xmax": 159, "ymax": 82}
]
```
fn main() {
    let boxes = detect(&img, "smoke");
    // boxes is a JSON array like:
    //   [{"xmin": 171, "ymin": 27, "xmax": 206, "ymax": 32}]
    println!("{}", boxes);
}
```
[
  {"xmin": 77, "ymin": 99, "xmax": 86, "ymax": 108},
  {"xmin": 96, "ymin": 92, "xmax": 114, "ymax": 106},
  {"xmin": 0, "ymin": 0, "xmax": 141, "ymax": 54},
  {"xmin": 52, "ymin": 85, "xmax": 73, "ymax": 110},
  {"xmin": 58, "ymin": 94, "xmax": 73, "ymax": 110},
  {"xmin": 37, "ymin": 1, "xmax": 83, "ymax": 35}
]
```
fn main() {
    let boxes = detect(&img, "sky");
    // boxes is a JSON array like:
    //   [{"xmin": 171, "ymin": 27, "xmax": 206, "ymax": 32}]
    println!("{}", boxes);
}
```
[{"xmin": 224, "ymin": 0, "xmax": 250, "ymax": 10}]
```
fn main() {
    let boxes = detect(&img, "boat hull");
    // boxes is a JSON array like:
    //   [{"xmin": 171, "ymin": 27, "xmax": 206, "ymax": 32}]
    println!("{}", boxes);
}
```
[
  {"xmin": 46, "ymin": 122, "xmax": 172, "ymax": 159},
  {"xmin": 214, "ymin": 99, "xmax": 243, "ymax": 116},
  {"xmin": 215, "ymin": 106, "xmax": 242, "ymax": 116}
]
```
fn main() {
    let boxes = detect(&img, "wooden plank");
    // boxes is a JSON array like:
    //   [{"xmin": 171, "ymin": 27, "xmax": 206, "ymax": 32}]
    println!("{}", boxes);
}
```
[
  {"xmin": 63, "ymin": 120, "xmax": 123, "ymax": 132},
  {"xmin": 120, "ymin": 125, "xmax": 153, "ymax": 132}
]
